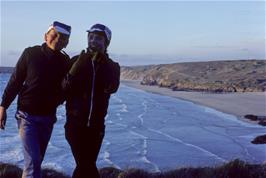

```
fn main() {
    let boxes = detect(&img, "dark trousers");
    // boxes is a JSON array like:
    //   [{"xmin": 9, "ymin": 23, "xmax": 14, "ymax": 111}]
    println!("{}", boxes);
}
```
[{"xmin": 65, "ymin": 122, "xmax": 105, "ymax": 178}]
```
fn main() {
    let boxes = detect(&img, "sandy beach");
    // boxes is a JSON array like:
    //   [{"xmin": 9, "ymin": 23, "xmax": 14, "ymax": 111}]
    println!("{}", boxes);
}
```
[{"xmin": 121, "ymin": 80, "xmax": 266, "ymax": 119}]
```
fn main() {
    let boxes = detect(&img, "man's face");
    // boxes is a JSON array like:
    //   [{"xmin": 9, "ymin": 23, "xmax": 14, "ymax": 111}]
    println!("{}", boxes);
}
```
[
  {"xmin": 45, "ymin": 29, "xmax": 69, "ymax": 51},
  {"xmin": 87, "ymin": 32, "xmax": 106, "ymax": 53}
]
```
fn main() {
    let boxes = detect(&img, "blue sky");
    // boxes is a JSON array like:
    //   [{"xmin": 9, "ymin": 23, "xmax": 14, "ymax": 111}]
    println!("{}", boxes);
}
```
[{"xmin": 1, "ymin": 1, "xmax": 265, "ymax": 66}]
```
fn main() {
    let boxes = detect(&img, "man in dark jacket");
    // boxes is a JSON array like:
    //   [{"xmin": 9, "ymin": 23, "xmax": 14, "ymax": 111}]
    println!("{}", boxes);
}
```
[
  {"xmin": 62, "ymin": 23, "xmax": 120, "ymax": 178},
  {"xmin": 0, "ymin": 21, "xmax": 71, "ymax": 178}
]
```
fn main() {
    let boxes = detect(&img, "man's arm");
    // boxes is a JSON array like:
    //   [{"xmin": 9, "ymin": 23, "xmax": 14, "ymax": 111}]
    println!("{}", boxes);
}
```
[
  {"xmin": 0, "ymin": 106, "xmax": 7, "ymax": 129},
  {"xmin": 0, "ymin": 49, "xmax": 28, "ymax": 129},
  {"xmin": 61, "ymin": 50, "xmax": 91, "ymax": 100},
  {"xmin": 61, "ymin": 56, "xmax": 79, "ymax": 94},
  {"xmin": 104, "ymin": 60, "xmax": 120, "ymax": 94}
]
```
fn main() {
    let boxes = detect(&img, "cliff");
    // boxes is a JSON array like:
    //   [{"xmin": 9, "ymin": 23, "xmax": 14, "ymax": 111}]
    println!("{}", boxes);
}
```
[
  {"xmin": 121, "ymin": 60, "xmax": 266, "ymax": 92},
  {"xmin": 0, "ymin": 67, "xmax": 14, "ymax": 73}
]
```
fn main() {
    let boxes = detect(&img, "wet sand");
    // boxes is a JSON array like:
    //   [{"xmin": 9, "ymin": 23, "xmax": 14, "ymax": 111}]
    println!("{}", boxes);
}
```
[{"xmin": 121, "ymin": 80, "xmax": 266, "ymax": 120}]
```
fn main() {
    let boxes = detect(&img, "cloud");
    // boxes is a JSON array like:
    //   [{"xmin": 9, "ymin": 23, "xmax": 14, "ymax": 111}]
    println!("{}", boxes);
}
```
[
  {"xmin": 192, "ymin": 45, "xmax": 231, "ymax": 49},
  {"xmin": 241, "ymin": 48, "xmax": 249, "ymax": 51}
]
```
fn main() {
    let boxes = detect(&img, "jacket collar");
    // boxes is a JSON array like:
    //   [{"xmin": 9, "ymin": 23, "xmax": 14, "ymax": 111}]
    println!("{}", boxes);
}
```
[{"xmin": 41, "ymin": 43, "xmax": 61, "ymax": 58}]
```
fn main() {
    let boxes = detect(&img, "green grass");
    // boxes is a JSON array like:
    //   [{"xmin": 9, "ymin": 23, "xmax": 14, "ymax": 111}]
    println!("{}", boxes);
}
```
[{"xmin": 1, "ymin": 159, "xmax": 265, "ymax": 178}]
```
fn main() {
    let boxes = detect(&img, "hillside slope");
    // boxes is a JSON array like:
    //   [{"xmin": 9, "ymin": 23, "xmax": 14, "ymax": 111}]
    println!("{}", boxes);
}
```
[{"xmin": 121, "ymin": 60, "xmax": 266, "ymax": 92}]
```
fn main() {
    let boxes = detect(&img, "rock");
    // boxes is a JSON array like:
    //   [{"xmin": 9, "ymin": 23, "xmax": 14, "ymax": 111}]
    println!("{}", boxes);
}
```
[
  {"xmin": 251, "ymin": 135, "xmax": 266, "ymax": 144},
  {"xmin": 244, "ymin": 114, "xmax": 259, "ymax": 121},
  {"xmin": 244, "ymin": 115, "xmax": 266, "ymax": 126}
]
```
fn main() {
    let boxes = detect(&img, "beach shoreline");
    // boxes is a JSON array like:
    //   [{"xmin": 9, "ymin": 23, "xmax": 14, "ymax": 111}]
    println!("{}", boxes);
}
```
[{"xmin": 121, "ymin": 80, "xmax": 266, "ymax": 125}]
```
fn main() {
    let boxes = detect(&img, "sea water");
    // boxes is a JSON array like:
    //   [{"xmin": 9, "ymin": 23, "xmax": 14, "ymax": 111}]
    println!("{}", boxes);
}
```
[{"xmin": 0, "ymin": 73, "xmax": 265, "ymax": 175}]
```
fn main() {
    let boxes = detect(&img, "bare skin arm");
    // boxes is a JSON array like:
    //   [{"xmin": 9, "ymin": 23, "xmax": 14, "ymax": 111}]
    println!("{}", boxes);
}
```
[{"xmin": 0, "ymin": 106, "xmax": 7, "ymax": 130}]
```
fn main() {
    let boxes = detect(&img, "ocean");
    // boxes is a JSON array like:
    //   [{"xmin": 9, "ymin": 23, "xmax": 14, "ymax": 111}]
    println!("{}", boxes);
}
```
[{"xmin": 0, "ymin": 73, "xmax": 265, "ymax": 175}]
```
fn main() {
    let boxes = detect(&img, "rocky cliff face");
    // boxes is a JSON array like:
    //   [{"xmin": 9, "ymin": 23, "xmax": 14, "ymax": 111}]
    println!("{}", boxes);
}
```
[
  {"xmin": 120, "ymin": 65, "xmax": 154, "ymax": 80},
  {"xmin": 121, "ymin": 60, "xmax": 266, "ymax": 92}
]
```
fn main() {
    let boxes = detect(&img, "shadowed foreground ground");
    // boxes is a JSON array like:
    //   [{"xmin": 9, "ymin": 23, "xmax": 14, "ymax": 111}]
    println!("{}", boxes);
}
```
[{"xmin": 0, "ymin": 159, "xmax": 265, "ymax": 178}]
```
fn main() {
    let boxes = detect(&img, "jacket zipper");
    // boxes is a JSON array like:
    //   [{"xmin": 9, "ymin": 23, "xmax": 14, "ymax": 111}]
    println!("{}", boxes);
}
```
[{"xmin": 87, "ymin": 60, "xmax": 96, "ymax": 127}]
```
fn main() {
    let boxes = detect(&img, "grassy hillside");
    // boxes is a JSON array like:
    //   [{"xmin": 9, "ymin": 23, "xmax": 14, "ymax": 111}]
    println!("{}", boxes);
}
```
[
  {"xmin": 1, "ymin": 159, "xmax": 265, "ymax": 178},
  {"xmin": 121, "ymin": 60, "xmax": 266, "ymax": 92}
]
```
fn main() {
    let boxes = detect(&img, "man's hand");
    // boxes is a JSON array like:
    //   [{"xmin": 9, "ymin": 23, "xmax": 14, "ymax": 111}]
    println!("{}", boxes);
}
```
[
  {"xmin": 91, "ymin": 51, "xmax": 99, "ymax": 61},
  {"xmin": 69, "ymin": 50, "xmax": 89, "ymax": 76},
  {"xmin": 0, "ymin": 106, "xmax": 7, "ymax": 130},
  {"xmin": 92, "ymin": 52, "xmax": 108, "ymax": 63}
]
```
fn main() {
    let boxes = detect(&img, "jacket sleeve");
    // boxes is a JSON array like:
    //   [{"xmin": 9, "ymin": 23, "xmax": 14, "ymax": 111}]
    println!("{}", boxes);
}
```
[
  {"xmin": 61, "ymin": 56, "xmax": 78, "ymax": 98},
  {"xmin": 1, "ymin": 49, "xmax": 28, "ymax": 109},
  {"xmin": 104, "ymin": 60, "xmax": 120, "ymax": 94}
]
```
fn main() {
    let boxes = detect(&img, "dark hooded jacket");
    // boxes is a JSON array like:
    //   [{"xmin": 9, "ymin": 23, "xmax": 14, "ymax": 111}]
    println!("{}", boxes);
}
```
[{"xmin": 62, "ymin": 51, "xmax": 120, "ymax": 129}]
